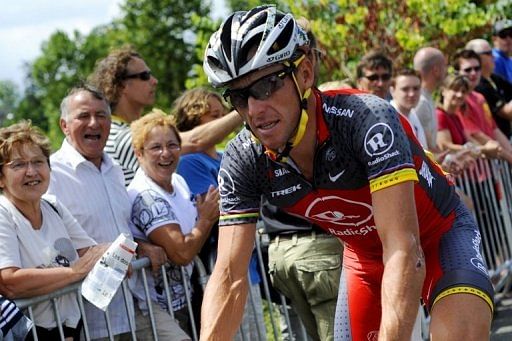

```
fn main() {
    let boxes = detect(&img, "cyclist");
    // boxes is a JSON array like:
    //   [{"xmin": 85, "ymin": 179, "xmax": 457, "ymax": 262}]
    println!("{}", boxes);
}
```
[{"xmin": 200, "ymin": 5, "xmax": 494, "ymax": 341}]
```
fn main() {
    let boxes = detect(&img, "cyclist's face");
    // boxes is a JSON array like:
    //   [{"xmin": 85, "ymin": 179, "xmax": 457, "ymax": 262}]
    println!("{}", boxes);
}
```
[{"xmin": 228, "ymin": 65, "xmax": 304, "ymax": 151}]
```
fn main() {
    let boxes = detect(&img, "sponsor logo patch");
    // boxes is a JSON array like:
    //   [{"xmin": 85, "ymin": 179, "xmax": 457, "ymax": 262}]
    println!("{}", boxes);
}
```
[{"xmin": 364, "ymin": 123, "xmax": 394, "ymax": 156}]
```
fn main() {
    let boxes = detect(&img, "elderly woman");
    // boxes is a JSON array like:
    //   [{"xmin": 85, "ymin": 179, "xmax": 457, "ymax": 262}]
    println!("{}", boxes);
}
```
[
  {"xmin": 127, "ymin": 109, "xmax": 219, "ymax": 336},
  {"xmin": 0, "ymin": 121, "xmax": 106, "ymax": 340}
]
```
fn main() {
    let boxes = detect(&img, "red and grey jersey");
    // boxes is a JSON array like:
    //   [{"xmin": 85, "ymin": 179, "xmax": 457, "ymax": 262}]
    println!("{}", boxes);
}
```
[{"xmin": 218, "ymin": 89, "xmax": 459, "ymax": 255}]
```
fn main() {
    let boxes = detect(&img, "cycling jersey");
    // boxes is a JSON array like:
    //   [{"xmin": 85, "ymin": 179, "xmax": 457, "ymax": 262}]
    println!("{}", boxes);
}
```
[
  {"xmin": 218, "ymin": 89, "xmax": 494, "ymax": 340},
  {"xmin": 219, "ymin": 89, "xmax": 458, "ymax": 254}
]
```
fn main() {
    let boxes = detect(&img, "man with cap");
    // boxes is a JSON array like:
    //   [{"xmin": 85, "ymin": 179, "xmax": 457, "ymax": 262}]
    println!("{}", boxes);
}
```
[{"xmin": 492, "ymin": 19, "xmax": 512, "ymax": 83}]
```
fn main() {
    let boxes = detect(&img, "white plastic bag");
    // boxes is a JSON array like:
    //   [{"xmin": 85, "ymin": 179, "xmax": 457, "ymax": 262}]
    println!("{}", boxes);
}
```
[{"xmin": 81, "ymin": 233, "xmax": 137, "ymax": 311}]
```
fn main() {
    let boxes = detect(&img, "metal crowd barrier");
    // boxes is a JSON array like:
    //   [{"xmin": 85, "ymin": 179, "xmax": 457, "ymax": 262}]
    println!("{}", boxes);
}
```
[
  {"xmin": 14, "ymin": 257, "xmax": 210, "ymax": 341},
  {"xmin": 15, "ymin": 158, "xmax": 511, "ymax": 341},
  {"xmin": 455, "ymin": 158, "xmax": 512, "ymax": 300}
]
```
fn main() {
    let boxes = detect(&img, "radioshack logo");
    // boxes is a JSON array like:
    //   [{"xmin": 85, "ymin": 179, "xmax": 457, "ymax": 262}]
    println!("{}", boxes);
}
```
[
  {"xmin": 325, "ymin": 146, "xmax": 336, "ymax": 161},
  {"xmin": 364, "ymin": 123, "xmax": 394, "ymax": 156},
  {"xmin": 218, "ymin": 168, "xmax": 235, "ymax": 197},
  {"xmin": 304, "ymin": 196, "xmax": 373, "ymax": 226}
]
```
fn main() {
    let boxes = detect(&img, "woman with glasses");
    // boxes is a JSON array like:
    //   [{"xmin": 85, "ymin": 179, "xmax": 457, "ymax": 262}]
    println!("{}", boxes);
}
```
[
  {"xmin": 127, "ymin": 109, "xmax": 219, "ymax": 336},
  {"xmin": 0, "ymin": 121, "xmax": 106, "ymax": 340}
]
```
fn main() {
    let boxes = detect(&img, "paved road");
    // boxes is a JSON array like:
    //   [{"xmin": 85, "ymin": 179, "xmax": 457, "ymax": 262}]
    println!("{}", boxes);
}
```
[{"xmin": 491, "ymin": 296, "xmax": 512, "ymax": 340}]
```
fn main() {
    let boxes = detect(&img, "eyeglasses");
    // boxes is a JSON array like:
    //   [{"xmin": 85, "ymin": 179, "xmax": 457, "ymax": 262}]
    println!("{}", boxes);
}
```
[
  {"xmin": 461, "ymin": 65, "xmax": 481, "ymax": 74},
  {"xmin": 498, "ymin": 30, "xmax": 512, "ymax": 39},
  {"xmin": 364, "ymin": 73, "xmax": 392, "ymax": 82},
  {"xmin": 144, "ymin": 142, "xmax": 181, "ymax": 155},
  {"xmin": 223, "ymin": 69, "xmax": 291, "ymax": 110},
  {"xmin": 478, "ymin": 50, "xmax": 493, "ymax": 56},
  {"xmin": 5, "ymin": 157, "xmax": 47, "ymax": 172},
  {"xmin": 124, "ymin": 70, "xmax": 152, "ymax": 81}
]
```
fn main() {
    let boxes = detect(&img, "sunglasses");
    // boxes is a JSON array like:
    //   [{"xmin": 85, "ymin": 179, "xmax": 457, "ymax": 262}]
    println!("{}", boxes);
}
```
[
  {"xmin": 223, "ymin": 69, "xmax": 292, "ymax": 110},
  {"xmin": 364, "ymin": 73, "xmax": 392, "ymax": 82},
  {"xmin": 461, "ymin": 65, "xmax": 481, "ymax": 74},
  {"xmin": 124, "ymin": 70, "xmax": 152, "ymax": 81},
  {"xmin": 498, "ymin": 30, "xmax": 512, "ymax": 39},
  {"xmin": 478, "ymin": 50, "xmax": 493, "ymax": 56}
]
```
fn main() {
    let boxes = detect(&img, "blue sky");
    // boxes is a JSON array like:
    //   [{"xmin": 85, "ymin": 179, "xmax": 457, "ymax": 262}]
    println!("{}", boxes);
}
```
[{"xmin": 0, "ymin": 0, "xmax": 227, "ymax": 91}]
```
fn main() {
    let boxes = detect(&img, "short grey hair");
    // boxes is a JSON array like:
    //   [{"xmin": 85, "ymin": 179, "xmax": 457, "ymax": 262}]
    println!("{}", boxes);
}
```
[{"xmin": 60, "ymin": 83, "xmax": 111, "ymax": 121}]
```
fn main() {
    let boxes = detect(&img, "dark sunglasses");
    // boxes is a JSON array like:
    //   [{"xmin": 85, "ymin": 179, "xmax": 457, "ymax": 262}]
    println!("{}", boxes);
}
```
[
  {"xmin": 478, "ymin": 50, "xmax": 493, "ymax": 56},
  {"xmin": 498, "ymin": 30, "xmax": 512, "ymax": 39},
  {"xmin": 223, "ymin": 69, "xmax": 292, "ymax": 110},
  {"xmin": 124, "ymin": 70, "xmax": 152, "ymax": 81},
  {"xmin": 461, "ymin": 65, "xmax": 481, "ymax": 74},
  {"xmin": 364, "ymin": 73, "xmax": 391, "ymax": 82}
]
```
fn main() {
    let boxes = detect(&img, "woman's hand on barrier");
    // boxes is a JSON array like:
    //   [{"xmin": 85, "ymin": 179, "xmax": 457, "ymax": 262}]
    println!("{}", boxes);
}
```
[
  {"xmin": 72, "ymin": 244, "xmax": 109, "ymax": 279},
  {"xmin": 480, "ymin": 140, "xmax": 501, "ymax": 159},
  {"xmin": 196, "ymin": 185, "xmax": 220, "ymax": 227}
]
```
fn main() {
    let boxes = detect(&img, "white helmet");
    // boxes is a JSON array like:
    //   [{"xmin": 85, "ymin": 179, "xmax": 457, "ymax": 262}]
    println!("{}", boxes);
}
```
[{"xmin": 203, "ymin": 5, "xmax": 309, "ymax": 87}]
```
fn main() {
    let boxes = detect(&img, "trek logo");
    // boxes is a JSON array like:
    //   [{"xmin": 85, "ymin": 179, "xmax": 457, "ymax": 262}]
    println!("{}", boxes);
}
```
[
  {"xmin": 419, "ymin": 161, "xmax": 434, "ymax": 188},
  {"xmin": 271, "ymin": 184, "xmax": 302, "ymax": 198},
  {"xmin": 274, "ymin": 168, "xmax": 291, "ymax": 177},
  {"xmin": 322, "ymin": 103, "xmax": 355, "ymax": 118},
  {"xmin": 364, "ymin": 123, "xmax": 394, "ymax": 156},
  {"xmin": 218, "ymin": 168, "xmax": 235, "ymax": 198},
  {"xmin": 328, "ymin": 170, "xmax": 346, "ymax": 182},
  {"xmin": 305, "ymin": 196, "xmax": 373, "ymax": 226}
]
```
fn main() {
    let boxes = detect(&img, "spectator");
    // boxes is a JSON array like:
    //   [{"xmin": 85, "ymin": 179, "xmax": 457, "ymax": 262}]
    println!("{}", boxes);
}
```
[
  {"xmin": 452, "ymin": 49, "xmax": 512, "ymax": 164},
  {"xmin": 390, "ymin": 68, "xmax": 428, "ymax": 148},
  {"xmin": 173, "ymin": 88, "xmax": 267, "ymax": 340},
  {"xmin": 0, "ymin": 121, "xmax": 105, "ymax": 340},
  {"xmin": 128, "ymin": 109, "xmax": 219, "ymax": 335},
  {"xmin": 356, "ymin": 49, "xmax": 393, "ymax": 99},
  {"xmin": 413, "ymin": 47, "xmax": 447, "ymax": 151},
  {"xmin": 492, "ymin": 19, "xmax": 512, "ymax": 83},
  {"xmin": 47, "ymin": 84, "xmax": 177, "ymax": 340},
  {"xmin": 88, "ymin": 46, "xmax": 242, "ymax": 186},
  {"xmin": 466, "ymin": 38, "xmax": 512, "ymax": 139},
  {"xmin": 436, "ymin": 74, "xmax": 498, "ymax": 160}
]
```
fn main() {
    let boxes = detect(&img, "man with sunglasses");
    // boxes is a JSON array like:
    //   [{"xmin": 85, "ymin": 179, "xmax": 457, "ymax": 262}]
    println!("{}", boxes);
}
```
[
  {"xmin": 201, "ymin": 5, "xmax": 494, "ymax": 341},
  {"xmin": 492, "ymin": 19, "xmax": 512, "ymax": 83},
  {"xmin": 452, "ymin": 49, "xmax": 512, "ymax": 164},
  {"xmin": 356, "ymin": 50, "xmax": 393, "ymax": 100},
  {"xmin": 466, "ymin": 39, "xmax": 512, "ymax": 139},
  {"xmin": 89, "ymin": 46, "xmax": 242, "ymax": 186}
]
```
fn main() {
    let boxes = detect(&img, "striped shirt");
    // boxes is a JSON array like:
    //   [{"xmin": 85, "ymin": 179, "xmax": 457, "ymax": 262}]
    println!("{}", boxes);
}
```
[{"xmin": 105, "ymin": 117, "xmax": 139, "ymax": 186}]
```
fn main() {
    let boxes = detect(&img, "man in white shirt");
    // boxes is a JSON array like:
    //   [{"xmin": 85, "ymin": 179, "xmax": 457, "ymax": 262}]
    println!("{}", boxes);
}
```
[
  {"xmin": 413, "ymin": 47, "xmax": 447, "ymax": 151},
  {"xmin": 47, "ymin": 84, "xmax": 175, "ymax": 340}
]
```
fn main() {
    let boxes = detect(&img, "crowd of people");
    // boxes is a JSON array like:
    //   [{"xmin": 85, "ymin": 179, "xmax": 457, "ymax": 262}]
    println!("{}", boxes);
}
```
[{"xmin": 0, "ymin": 4, "xmax": 511, "ymax": 341}]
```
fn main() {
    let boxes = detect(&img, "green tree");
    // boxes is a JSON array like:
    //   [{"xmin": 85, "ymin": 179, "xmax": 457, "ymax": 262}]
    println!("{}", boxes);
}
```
[
  {"xmin": 0, "ymin": 80, "xmax": 20, "ymax": 126},
  {"xmin": 120, "ymin": 0, "xmax": 211, "ymax": 109}
]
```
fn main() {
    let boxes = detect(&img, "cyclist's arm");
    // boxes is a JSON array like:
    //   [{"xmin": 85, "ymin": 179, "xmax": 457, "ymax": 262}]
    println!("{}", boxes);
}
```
[
  {"xmin": 200, "ymin": 223, "xmax": 256, "ymax": 340},
  {"xmin": 372, "ymin": 181, "xmax": 426, "ymax": 340},
  {"xmin": 180, "ymin": 110, "xmax": 243, "ymax": 154}
]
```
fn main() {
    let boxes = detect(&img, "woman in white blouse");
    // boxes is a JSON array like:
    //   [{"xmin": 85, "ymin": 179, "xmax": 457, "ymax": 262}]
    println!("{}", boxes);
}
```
[
  {"xmin": 127, "ymin": 109, "xmax": 219, "ymax": 336},
  {"xmin": 0, "ymin": 121, "xmax": 106, "ymax": 340}
]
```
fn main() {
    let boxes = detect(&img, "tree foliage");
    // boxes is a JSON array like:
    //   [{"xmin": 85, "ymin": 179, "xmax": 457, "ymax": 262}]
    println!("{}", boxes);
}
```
[
  {"xmin": 9, "ymin": 0, "xmax": 512, "ymax": 147},
  {"xmin": 0, "ymin": 80, "xmax": 20, "ymax": 126}
]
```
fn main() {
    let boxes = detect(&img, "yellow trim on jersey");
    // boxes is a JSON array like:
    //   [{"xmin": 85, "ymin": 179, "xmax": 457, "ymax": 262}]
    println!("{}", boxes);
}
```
[
  {"xmin": 432, "ymin": 286, "xmax": 494, "ymax": 314},
  {"xmin": 369, "ymin": 168, "xmax": 418, "ymax": 193},
  {"xmin": 219, "ymin": 212, "xmax": 260, "ymax": 221}
]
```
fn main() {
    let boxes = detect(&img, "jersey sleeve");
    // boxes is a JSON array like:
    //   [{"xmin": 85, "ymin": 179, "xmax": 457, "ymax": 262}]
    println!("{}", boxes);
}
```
[
  {"xmin": 346, "ymin": 95, "xmax": 418, "ymax": 192},
  {"xmin": 217, "ymin": 130, "xmax": 263, "ymax": 226},
  {"xmin": 129, "ymin": 189, "xmax": 180, "ymax": 238}
]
